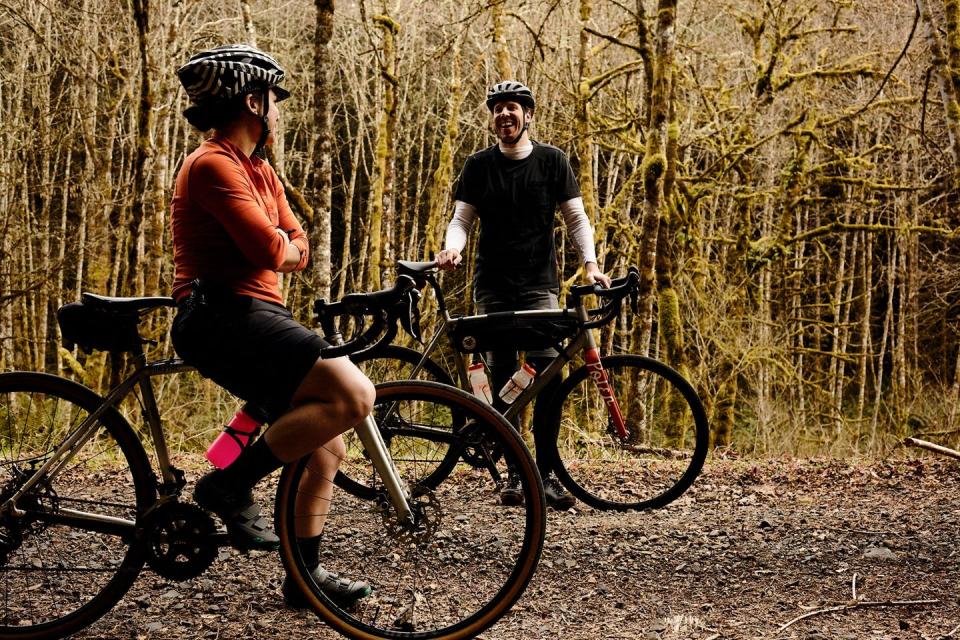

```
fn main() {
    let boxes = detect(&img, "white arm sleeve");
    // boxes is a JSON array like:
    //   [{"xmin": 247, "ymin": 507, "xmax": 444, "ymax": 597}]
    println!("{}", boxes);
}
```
[
  {"xmin": 444, "ymin": 200, "xmax": 478, "ymax": 252},
  {"xmin": 559, "ymin": 197, "xmax": 598, "ymax": 265}
]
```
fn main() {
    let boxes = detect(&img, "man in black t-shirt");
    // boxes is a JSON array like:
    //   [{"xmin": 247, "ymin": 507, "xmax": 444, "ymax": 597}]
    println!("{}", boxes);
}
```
[{"xmin": 436, "ymin": 81, "xmax": 610, "ymax": 509}]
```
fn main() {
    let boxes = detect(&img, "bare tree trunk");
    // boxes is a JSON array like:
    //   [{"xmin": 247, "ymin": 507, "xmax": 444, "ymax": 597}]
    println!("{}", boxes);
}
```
[
  {"xmin": 337, "ymin": 132, "xmax": 365, "ymax": 299},
  {"xmin": 127, "ymin": 0, "xmax": 154, "ymax": 296},
  {"xmin": 856, "ymin": 212, "xmax": 874, "ymax": 436},
  {"xmin": 311, "ymin": 0, "xmax": 335, "ymax": 298}
]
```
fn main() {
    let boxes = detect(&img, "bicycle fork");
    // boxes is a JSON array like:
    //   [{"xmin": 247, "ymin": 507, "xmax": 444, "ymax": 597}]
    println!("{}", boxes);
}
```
[
  {"xmin": 583, "ymin": 340, "xmax": 629, "ymax": 440},
  {"xmin": 352, "ymin": 415, "xmax": 415, "ymax": 525}
]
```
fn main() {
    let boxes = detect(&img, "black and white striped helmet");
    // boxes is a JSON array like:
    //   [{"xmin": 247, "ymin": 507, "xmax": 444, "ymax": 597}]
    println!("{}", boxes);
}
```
[
  {"xmin": 177, "ymin": 44, "xmax": 290, "ymax": 105},
  {"xmin": 486, "ymin": 81, "xmax": 535, "ymax": 112}
]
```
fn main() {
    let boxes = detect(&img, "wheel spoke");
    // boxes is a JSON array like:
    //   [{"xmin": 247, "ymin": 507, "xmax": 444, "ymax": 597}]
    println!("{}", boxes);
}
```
[
  {"xmin": 279, "ymin": 381, "xmax": 544, "ymax": 639},
  {"xmin": 0, "ymin": 373, "xmax": 153, "ymax": 637},
  {"xmin": 553, "ymin": 355, "xmax": 708, "ymax": 511}
]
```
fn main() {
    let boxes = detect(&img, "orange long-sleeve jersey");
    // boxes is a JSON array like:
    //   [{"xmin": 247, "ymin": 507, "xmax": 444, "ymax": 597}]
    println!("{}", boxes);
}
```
[{"xmin": 170, "ymin": 134, "xmax": 309, "ymax": 304}]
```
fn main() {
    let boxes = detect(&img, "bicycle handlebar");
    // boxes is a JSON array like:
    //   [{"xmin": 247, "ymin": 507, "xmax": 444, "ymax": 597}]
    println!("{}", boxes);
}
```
[
  {"xmin": 314, "ymin": 275, "xmax": 417, "ymax": 359},
  {"xmin": 570, "ymin": 266, "xmax": 641, "ymax": 329},
  {"xmin": 314, "ymin": 263, "xmax": 641, "ymax": 339},
  {"xmin": 569, "ymin": 266, "xmax": 640, "ymax": 300}
]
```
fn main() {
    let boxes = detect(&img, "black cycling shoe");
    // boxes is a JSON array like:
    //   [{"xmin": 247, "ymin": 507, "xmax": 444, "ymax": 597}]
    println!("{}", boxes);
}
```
[
  {"xmin": 193, "ymin": 471, "xmax": 280, "ymax": 551},
  {"xmin": 499, "ymin": 469, "xmax": 524, "ymax": 506},
  {"xmin": 283, "ymin": 566, "xmax": 372, "ymax": 609},
  {"xmin": 543, "ymin": 473, "xmax": 576, "ymax": 510}
]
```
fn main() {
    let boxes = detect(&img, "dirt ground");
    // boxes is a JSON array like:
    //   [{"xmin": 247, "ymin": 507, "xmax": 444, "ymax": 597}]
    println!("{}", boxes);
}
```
[{"xmin": 75, "ymin": 457, "xmax": 960, "ymax": 640}]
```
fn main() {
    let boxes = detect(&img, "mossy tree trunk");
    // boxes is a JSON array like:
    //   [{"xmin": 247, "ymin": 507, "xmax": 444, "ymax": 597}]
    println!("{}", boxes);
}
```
[
  {"xmin": 575, "ymin": 0, "xmax": 598, "ymax": 238},
  {"xmin": 491, "ymin": 0, "xmax": 513, "ymax": 79},
  {"xmin": 919, "ymin": 0, "xmax": 960, "ymax": 175},
  {"xmin": 367, "ymin": 14, "xmax": 399, "ymax": 290},
  {"xmin": 425, "ymin": 35, "xmax": 463, "ymax": 259}
]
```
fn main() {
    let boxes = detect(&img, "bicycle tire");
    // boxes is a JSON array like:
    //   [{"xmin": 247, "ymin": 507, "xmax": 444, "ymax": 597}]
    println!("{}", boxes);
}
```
[
  {"xmin": 336, "ymin": 346, "xmax": 459, "ymax": 499},
  {"xmin": 275, "ymin": 380, "xmax": 545, "ymax": 640},
  {"xmin": 0, "ymin": 371, "xmax": 156, "ymax": 640},
  {"xmin": 547, "ymin": 355, "xmax": 708, "ymax": 511}
]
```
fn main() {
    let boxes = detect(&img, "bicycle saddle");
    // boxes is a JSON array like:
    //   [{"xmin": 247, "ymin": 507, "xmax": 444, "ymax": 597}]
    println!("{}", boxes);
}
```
[
  {"xmin": 396, "ymin": 260, "xmax": 438, "ymax": 278},
  {"xmin": 81, "ymin": 293, "xmax": 176, "ymax": 313}
]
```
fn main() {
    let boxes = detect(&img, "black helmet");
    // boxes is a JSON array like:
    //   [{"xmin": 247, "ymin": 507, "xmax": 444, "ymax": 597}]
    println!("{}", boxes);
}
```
[
  {"xmin": 485, "ymin": 81, "xmax": 535, "ymax": 112},
  {"xmin": 177, "ymin": 44, "xmax": 290, "ymax": 105}
]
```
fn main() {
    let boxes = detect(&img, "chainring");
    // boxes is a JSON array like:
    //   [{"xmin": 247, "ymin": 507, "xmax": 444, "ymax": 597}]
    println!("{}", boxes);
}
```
[
  {"xmin": 142, "ymin": 501, "xmax": 218, "ymax": 581},
  {"xmin": 457, "ymin": 424, "xmax": 504, "ymax": 469}
]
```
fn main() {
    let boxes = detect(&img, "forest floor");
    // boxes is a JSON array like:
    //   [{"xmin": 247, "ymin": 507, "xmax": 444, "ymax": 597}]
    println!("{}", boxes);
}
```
[{"xmin": 76, "ymin": 456, "xmax": 960, "ymax": 640}]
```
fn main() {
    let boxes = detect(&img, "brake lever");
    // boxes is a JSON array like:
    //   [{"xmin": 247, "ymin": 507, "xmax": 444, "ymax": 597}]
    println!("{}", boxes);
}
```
[{"xmin": 398, "ymin": 289, "xmax": 423, "ymax": 343}]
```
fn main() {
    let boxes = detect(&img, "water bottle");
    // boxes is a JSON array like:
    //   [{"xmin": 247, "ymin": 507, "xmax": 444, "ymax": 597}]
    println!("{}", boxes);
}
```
[
  {"xmin": 498, "ymin": 363, "xmax": 537, "ymax": 404},
  {"xmin": 468, "ymin": 362, "xmax": 493, "ymax": 404},
  {"xmin": 206, "ymin": 404, "xmax": 264, "ymax": 469}
]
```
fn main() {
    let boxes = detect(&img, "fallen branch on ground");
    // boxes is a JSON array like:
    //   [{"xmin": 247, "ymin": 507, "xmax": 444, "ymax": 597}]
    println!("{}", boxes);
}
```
[
  {"xmin": 903, "ymin": 437, "xmax": 960, "ymax": 461},
  {"xmin": 777, "ymin": 599, "xmax": 939, "ymax": 633}
]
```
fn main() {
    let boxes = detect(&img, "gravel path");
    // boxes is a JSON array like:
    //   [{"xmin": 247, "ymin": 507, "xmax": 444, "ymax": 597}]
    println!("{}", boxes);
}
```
[{"xmin": 71, "ymin": 457, "xmax": 960, "ymax": 640}]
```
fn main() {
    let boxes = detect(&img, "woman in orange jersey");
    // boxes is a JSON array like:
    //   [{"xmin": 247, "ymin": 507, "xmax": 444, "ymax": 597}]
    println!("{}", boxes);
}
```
[{"xmin": 170, "ymin": 44, "xmax": 371, "ymax": 608}]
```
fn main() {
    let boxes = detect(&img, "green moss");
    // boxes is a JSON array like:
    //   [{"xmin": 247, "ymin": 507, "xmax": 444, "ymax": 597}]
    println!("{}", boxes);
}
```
[
  {"xmin": 642, "ymin": 153, "xmax": 665, "ymax": 194},
  {"xmin": 372, "ymin": 15, "xmax": 399, "ymax": 34},
  {"xmin": 711, "ymin": 379, "xmax": 736, "ymax": 448},
  {"xmin": 658, "ymin": 287, "xmax": 682, "ymax": 365}
]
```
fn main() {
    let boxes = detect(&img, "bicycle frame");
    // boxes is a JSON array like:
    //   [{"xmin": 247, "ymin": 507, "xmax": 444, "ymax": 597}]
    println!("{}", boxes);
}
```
[
  {"xmin": 400, "ymin": 273, "xmax": 628, "ymax": 438},
  {"xmin": 2, "ymin": 344, "xmax": 414, "ymax": 527}
]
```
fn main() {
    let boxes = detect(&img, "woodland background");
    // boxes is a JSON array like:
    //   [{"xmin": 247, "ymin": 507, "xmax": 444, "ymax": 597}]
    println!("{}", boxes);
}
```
[{"xmin": 2, "ymin": 0, "xmax": 959, "ymax": 457}]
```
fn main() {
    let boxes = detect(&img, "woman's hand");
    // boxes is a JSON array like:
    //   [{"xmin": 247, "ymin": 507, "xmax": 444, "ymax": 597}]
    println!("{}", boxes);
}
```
[
  {"xmin": 436, "ymin": 248, "xmax": 462, "ymax": 270},
  {"xmin": 277, "ymin": 228, "xmax": 301, "ymax": 272}
]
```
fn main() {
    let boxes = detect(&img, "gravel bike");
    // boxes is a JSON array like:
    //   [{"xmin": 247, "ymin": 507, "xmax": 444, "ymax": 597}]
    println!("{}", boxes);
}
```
[
  {"xmin": 0, "ymin": 277, "xmax": 545, "ymax": 640},
  {"xmin": 317, "ymin": 261, "xmax": 709, "ymax": 512}
]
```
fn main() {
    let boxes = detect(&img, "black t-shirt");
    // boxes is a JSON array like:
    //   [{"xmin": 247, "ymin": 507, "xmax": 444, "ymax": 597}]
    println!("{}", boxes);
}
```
[{"xmin": 454, "ymin": 141, "xmax": 581, "ymax": 294}]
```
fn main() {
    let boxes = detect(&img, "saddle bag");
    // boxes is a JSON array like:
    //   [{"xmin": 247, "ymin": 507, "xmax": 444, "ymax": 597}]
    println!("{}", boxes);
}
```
[{"xmin": 57, "ymin": 302, "xmax": 142, "ymax": 354}]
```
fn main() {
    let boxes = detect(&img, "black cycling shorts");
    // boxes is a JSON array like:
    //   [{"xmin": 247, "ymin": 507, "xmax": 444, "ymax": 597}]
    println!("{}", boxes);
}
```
[{"xmin": 171, "ymin": 287, "xmax": 328, "ymax": 423}]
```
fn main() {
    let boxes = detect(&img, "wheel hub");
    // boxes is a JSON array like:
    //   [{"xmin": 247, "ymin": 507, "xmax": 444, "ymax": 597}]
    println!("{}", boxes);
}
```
[
  {"xmin": 378, "ymin": 488, "xmax": 441, "ymax": 545},
  {"xmin": 0, "ymin": 462, "xmax": 57, "ymax": 563}
]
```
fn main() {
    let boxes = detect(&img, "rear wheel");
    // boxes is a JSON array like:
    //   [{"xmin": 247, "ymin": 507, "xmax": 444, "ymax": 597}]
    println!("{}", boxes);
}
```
[
  {"xmin": 276, "ymin": 381, "xmax": 545, "ymax": 640},
  {"xmin": 549, "ymin": 355, "xmax": 708, "ymax": 511},
  {"xmin": 0, "ymin": 372, "xmax": 155, "ymax": 639},
  {"xmin": 337, "ymin": 346, "xmax": 457, "ymax": 498}
]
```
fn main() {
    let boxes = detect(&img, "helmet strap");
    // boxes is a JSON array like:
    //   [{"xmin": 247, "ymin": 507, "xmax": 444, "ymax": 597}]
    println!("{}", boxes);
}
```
[
  {"xmin": 507, "ymin": 110, "xmax": 531, "ymax": 145},
  {"xmin": 509, "ymin": 122, "xmax": 528, "ymax": 145},
  {"xmin": 253, "ymin": 91, "xmax": 270, "ymax": 158}
]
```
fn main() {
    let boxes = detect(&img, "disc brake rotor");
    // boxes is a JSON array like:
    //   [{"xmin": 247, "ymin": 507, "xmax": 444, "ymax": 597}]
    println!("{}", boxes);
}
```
[{"xmin": 378, "ymin": 489, "xmax": 441, "ymax": 546}]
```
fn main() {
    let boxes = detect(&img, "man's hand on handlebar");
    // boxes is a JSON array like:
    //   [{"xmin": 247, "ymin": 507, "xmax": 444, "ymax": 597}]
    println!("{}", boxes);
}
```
[
  {"xmin": 585, "ymin": 261, "xmax": 612, "ymax": 288},
  {"xmin": 436, "ymin": 248, "xmax": 462, "ymax": 271}
]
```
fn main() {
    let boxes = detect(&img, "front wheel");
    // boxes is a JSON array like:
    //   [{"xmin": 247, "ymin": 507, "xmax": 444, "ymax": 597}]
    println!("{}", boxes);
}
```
[
  {"xmin": 276, "ymin": 381, "xmax": 545, "ymax": 640},
  {"xmin": 548, "ymin": 355, "xmax": 708, "ymax": 511},
  {"xmin": 0, "ymin": 372, "xmax": 156, "ymax": 639}
]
